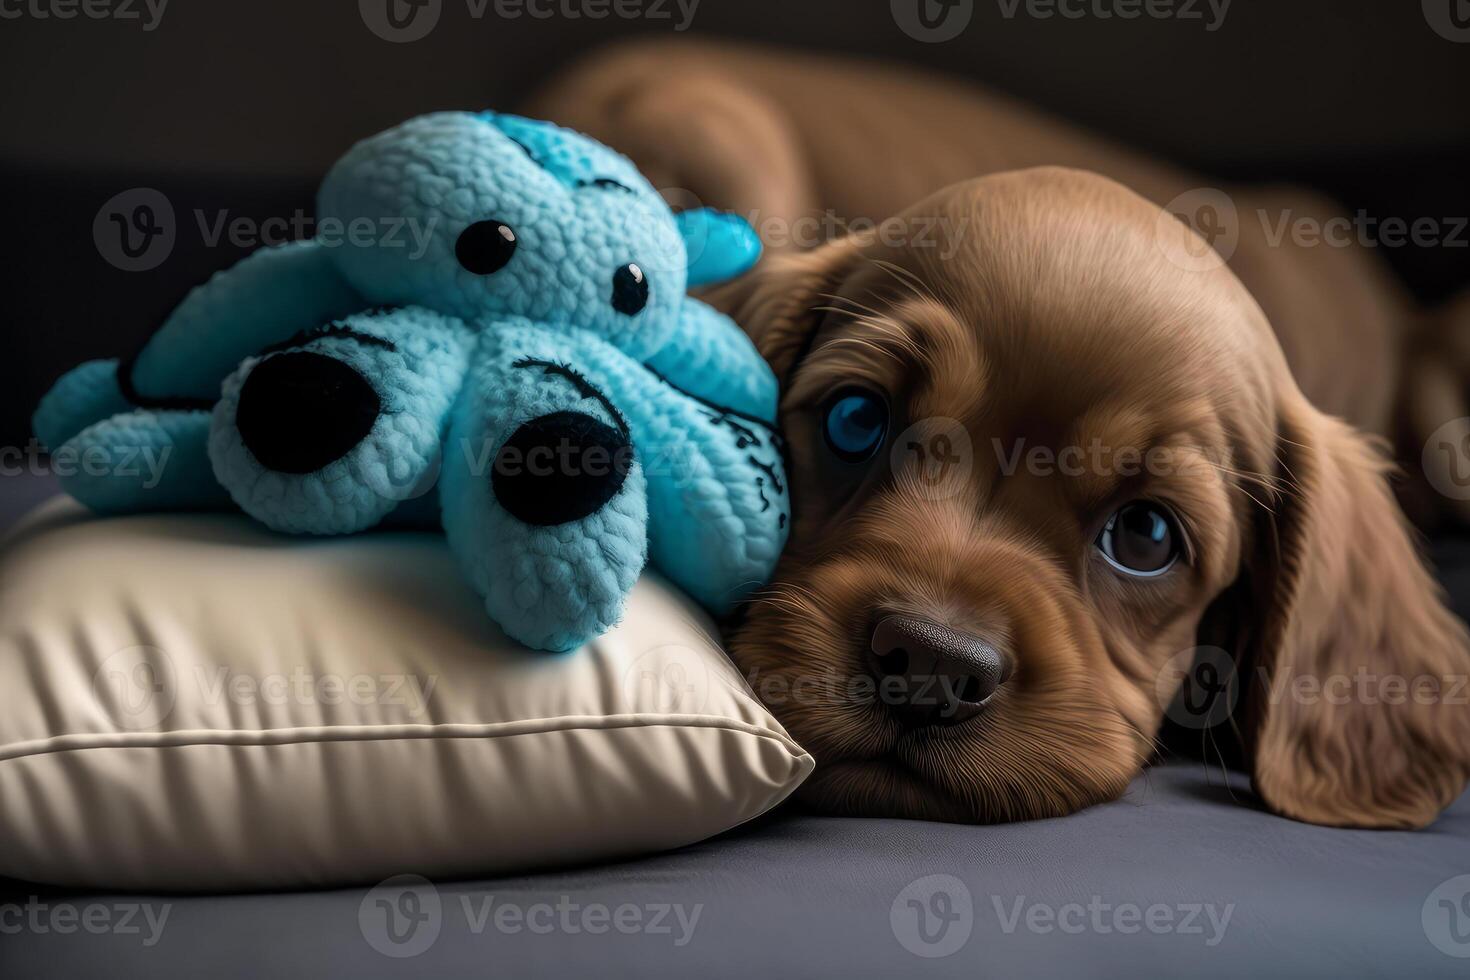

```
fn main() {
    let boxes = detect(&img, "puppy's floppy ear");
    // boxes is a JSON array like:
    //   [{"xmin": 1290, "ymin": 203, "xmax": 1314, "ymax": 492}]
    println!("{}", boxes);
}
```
[
  {"xmin": 1242, "ymin": 392, "xmax": 1470, "ymax": 828},
  {"xmin": 700, "ymin": 237, "xmax": 860, "ymax": 384}
]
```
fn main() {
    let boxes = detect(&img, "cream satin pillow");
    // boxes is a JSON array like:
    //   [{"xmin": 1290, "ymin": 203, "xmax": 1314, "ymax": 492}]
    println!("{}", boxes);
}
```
[{"xmin": 0, "ymin": 500, "xmax": 811, "ymax": 891}]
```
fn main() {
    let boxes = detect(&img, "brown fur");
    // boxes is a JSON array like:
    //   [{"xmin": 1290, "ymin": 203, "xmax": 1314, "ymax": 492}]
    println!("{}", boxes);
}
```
[{"xmin": 531, "ymin": 42, "xmax": 1470, "ymax": 828}]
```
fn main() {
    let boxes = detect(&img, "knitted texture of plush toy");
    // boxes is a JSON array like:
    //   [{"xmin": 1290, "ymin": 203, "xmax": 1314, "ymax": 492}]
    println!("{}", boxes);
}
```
[{"xmin": 34, "ymin": 112, "xmax": 788, "ymax": 651}]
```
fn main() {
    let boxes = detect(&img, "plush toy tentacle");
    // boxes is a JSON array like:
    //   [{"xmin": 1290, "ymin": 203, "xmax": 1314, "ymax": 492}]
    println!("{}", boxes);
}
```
[
  {"xmin": 644, "ymin": 298, "xmax": 779, "ymax": 424},
  {"xmin": 33, "ymin": 358, "xmax": 132, "ymax": 451},
  {"xmin": 625, "ymin": 376, "xmax": 790, "ymax": 615},
  {"xmin": 209, "ymin": 306, "xmax": 473, "ymax": 536},
  {"xmin": 128, "ymin": 239, "xmax": 364, "ymax": 404},
  {"xmin": 51, "ymin": 409, "xmax": 229, "ymax": 514},
  {"xmin": 439, "ymin": 322, "xmax": 650, "ymax": 651},
  {"xmin": 675, "ymin": 208, "xmax": 763, "ymax": 287}
]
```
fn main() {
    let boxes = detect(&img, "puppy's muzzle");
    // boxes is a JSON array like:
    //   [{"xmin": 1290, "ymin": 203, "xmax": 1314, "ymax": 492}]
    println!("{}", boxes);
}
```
[{"xmin": 868, "ymin": 615, "xmax": 1012, "ymax": 727}]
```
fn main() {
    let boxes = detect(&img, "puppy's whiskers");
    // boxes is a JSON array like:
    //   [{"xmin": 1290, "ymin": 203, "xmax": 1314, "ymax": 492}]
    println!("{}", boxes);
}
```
[
  {"xmin": 814, "ymin": 291, "xmax": 888, "ymax": 322},
  {"xmin": 869, "ymin": 257, "xmax": 946, "ymax": 311}
]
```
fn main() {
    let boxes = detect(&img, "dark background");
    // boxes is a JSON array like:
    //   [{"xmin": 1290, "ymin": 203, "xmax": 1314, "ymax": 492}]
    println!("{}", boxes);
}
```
[{"xmin": 2, "ymin": 0, "xmax": 1467, "ymax": 450}]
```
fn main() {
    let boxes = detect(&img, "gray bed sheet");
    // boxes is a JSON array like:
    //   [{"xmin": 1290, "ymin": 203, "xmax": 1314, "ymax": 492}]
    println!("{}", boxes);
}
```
[
  {"xmin": 2, "ymin": 765, "xmax": 1467, "ymax": 979},
  {"xmin": 3, "ymin": 473, "xmax": 1469, "ymax": 978}
]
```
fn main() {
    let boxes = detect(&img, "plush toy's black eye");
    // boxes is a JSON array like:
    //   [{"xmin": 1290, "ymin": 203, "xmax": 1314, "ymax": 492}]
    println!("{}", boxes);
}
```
[
  {"xmin": 611, "ymin": 263, "xmax": 649, "ymax": 316},
  {"xmin": 455, "ymin": 221, "xmax": 517, "ymax": 275},
  {"xmin": 1096, "ymin": 501, "xmax": 1182, "ymax": 576}
]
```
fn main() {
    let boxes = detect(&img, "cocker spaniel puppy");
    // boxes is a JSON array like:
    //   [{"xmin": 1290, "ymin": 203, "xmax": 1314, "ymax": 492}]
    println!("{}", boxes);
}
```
[
  {"xmin": 533, "ymin": 41, "xmax": 1470, "ymax": 829},
  {"xmin": 709, "ymin": 170, "xmax": 1470, "ymax": 829}
]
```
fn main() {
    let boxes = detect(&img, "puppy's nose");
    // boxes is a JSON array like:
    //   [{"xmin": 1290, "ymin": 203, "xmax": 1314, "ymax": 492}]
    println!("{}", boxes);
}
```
[
  {"xmin": 492, "ymin": 411, "xmax": 632, "ymax": 526},
  {"xmin": 868, "ymin": 615, "xmax": 1010, "ymax": 727},
  {"xmin": 236, "ymin": 351, "xmax": 381, "ymax": 474}
]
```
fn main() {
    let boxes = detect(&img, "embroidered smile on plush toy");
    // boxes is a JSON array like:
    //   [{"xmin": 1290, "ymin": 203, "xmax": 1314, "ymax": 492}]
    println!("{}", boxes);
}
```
[{"xmin": 34, "ymin": 112, "xmax": 788, "ymax": 651}]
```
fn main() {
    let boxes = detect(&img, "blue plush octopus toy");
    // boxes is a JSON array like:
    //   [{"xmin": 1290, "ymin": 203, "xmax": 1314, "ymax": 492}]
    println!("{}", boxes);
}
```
[{"xmin": 34, "ymin": 112, "xmax": 789, "ymax": 651}]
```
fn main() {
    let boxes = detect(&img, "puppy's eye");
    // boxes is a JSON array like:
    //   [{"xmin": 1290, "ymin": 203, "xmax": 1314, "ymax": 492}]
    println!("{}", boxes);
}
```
[
  {"xmin": 1096, "ymin": 501, "xmax": 1181, "ymax": 577},
  {"xmin": 456, "ymin": 220, "xmax": 517, "ymax": 275},
  {"xmin": 821, "ymin": 387, "xmax": 889, "ymax": 463},
  {"xmin": 611, "ymin": 263, "xmax": 649, "ymax": 315}
]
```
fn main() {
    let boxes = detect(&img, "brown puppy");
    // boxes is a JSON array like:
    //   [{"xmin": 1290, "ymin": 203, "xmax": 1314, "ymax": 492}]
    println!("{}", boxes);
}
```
[
  {"xmin": 710, "ymin": 170, "xmax": 1470, "ymax": 829},
  {"xmin": 531, "ymin": 42, "xmax": 1470, "ymax": 828}
]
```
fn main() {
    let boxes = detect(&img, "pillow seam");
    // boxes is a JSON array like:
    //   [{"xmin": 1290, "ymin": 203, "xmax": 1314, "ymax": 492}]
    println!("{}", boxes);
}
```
[{"xmin": 0, "ymin": 713, "xmax": 811, "ymax": 765}]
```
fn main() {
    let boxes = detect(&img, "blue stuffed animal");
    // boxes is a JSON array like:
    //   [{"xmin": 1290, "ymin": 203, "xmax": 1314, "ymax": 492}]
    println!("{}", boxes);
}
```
[{"xmin": 34, "ymin": 112, "xmax": 789, "ymax": 651}]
